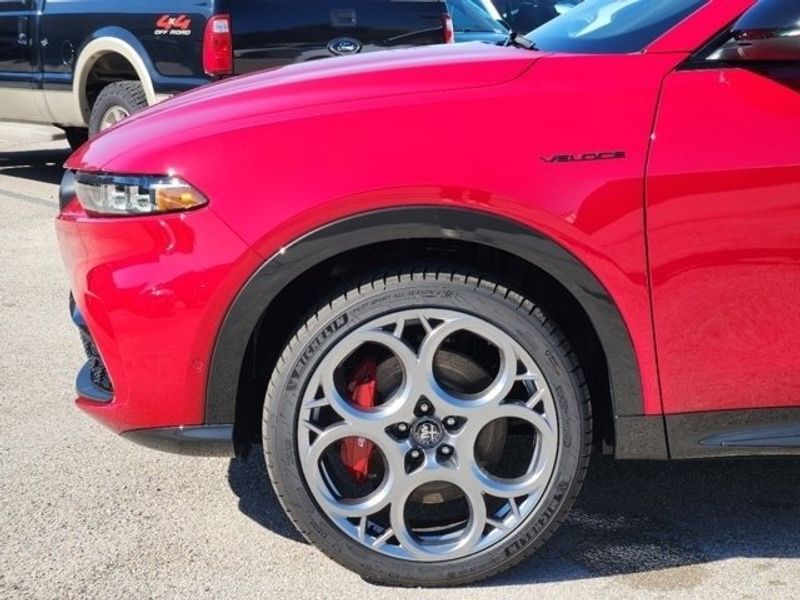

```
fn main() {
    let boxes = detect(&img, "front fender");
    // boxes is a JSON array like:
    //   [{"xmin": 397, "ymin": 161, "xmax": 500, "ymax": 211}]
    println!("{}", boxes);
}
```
[{"xmin": 205, "ymin": 207, "xmax": 650, "ymax": 437}]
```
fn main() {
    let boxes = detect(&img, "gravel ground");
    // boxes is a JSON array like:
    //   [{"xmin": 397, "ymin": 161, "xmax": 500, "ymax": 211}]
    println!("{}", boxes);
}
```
[{"xmin": 0, "ymin": 133, "xmax": 798, "ymax": 600}]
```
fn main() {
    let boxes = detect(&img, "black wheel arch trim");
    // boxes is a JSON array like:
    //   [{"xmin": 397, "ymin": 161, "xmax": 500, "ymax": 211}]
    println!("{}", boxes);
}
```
[{"xmin": 205, "ymin": 207, "xmax": 653, "ymax": 448}]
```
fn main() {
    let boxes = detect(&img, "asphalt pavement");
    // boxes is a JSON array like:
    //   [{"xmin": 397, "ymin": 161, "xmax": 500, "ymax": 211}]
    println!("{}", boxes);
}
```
[{"xmin": 0, "ymin": 127, "xmax": 798, "ymax": 600}]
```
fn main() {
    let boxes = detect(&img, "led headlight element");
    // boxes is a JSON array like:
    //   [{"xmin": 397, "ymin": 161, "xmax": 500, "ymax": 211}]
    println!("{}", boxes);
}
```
[{"xmin": 74, "ymin": 173, "xmax": 208, "ymax": 215}]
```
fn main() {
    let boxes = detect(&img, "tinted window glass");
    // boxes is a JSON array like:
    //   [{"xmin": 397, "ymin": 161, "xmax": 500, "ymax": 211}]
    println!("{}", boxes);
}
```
[
  {"xmin": 706, "ymin": 0, "xmax": 800, "ymax": 62},
  {"xmin": 735, "ymin": 0, "xmax": 800, "ymax": 31},
  {"xmin": 528, "ymin": 0, "xmax": 708, "ymax": 53},
  {"xmin": 451, "ymin": 0, "xmax": 507, "ymax": 33},
  {"xmin": 495, "ymin": 1, "xmax": 565, "ymax": 32}
]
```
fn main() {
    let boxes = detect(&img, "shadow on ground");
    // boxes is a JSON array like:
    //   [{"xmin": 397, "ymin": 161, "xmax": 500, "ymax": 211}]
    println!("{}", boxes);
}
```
[
  {"xmin": 489, "ymin": 456, "xmax": 799, "ymax": 589},
  {"xmin": 229, "ymin": 452, "xmax": 799, "ymax": 588},
  {"xmin": 0, "ymin": 148, "xmax": 70, "ymax": 186},
  {"xmin": 228, "ymin": 451, "xmax": 305, "ymax": 544}
]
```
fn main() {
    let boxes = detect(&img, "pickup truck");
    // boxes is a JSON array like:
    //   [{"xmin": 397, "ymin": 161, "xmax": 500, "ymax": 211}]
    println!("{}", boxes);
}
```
[{"xmin": 0, "ymin": 0, "xmax": 453, "ymax": 147}]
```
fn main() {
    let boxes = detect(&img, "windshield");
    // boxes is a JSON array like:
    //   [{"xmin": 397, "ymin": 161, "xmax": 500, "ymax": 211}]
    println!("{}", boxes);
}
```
[{"xmin": 527, "ymin": 0, "xmax": 708, "ymax": 53}]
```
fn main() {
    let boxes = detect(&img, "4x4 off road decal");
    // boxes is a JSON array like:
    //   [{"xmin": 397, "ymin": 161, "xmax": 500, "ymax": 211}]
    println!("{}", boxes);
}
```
[{"xmin": 155, "ymin": 15, "xmax": 192, "ymax": 36}]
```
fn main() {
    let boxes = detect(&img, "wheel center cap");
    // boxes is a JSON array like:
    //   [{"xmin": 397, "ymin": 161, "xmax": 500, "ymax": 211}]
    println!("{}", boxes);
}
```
[{"xmin": 411, "ymin": 417, "xmax": 444, "ymax": 449}]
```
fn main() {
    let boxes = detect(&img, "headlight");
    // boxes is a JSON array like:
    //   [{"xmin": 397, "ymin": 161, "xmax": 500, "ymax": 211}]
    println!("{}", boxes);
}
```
[{"xmin": 74, "ymin": 173, "xmax": 208, "ymax": 216}]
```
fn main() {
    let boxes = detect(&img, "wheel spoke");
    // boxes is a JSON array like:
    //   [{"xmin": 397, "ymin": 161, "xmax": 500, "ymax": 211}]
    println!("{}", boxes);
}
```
[
  {"xmin": 300, "ymin": 419, "xmax": 325, "ymax": 436},
  {"xmin": 418, "ymin": 312, "xmax": 434, "ymax": 334},
  {"xmin": 301, "ymin": 424, "xmax": 396, "ymax": 518},
  {"xmin": 357, "ymin": 516, "xmax": 368, "ymax": 542},
  {"xmin": 318, "ymin": 373, "xmax": 391, "ymax": 438},
  {"xmin": 416, "ymin": 316, "xmax": 523, "ymax": 413},
  {"xmin": 303, "ymin": 397, "xmax": 330, "ymax": 410},
  {"xmin": 457, "ymin": 401, "xmax": 557, "ymax": 500},
  {"xmin": 487, "ymin": 497, "xmax": 521, "ymax": 533},
  {"xmin": 458, "ymin": 480, "xmax": 489, "ymax": 555},
  {"xmin": 473, "ymin": 464, "xmax": 550, "ymax": 499},
  {"xmin": 372, "ymin": 527, "xmax": 394, "ymax": 548},
  {"xmin": 313, "ymin": 329, "xmax": 419, "ymax": 426},
  {"xmin": 100, "ymin": 106, "xmax": 130, "ymax": 130},
  {"xmin": 389, "ymin": 503, "xmax": 428, "ymax": 559},
  {"xmin": 467, "ymin": 430, "xmax": 554, "ymax": 500},
  {"xmin": 392, "ymin": 317, "xmax": 405, "ymax": 339},
  {"xmin": 487, "ymin": 517, "xmax": 511, "ymax": 532},
  {"xmin": 525, "ymin": 387, "xmax": 545, "ymax": 410}
]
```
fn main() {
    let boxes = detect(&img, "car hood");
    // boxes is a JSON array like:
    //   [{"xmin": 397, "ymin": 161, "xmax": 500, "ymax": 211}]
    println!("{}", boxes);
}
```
[{"xmin": 68, "ymin": 43, "xmax": 540, "ymax": 172}]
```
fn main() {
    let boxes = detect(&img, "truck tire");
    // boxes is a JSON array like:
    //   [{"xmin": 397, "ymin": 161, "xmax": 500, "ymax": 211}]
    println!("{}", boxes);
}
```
[
  {"xmin": 88, "ymin": 81, "xmax": 148, "ymax": 136},
  {"xmin": 263, "ymin": 267, "xmax": 592, "ymax": 587}
]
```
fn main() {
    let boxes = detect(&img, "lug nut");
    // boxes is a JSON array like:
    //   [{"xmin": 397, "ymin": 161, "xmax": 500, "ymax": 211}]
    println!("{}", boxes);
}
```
[
  {"xmin": 440, "ymin": 445, "xmax": 453, "ymax": 456},
  {"xmin": 410, "ymin": 449, "xmax": 422, "ymax": 460},
  {"xmin": 419, "ymin": 402, "xmax": 431, "ymax": 413},
  {"xmin": 396, "ymin": 423, "xmax": 409, "ymax": 433},
  {"xmin": 444, "ymin": 417, "xmax": 457, "ymax": 428}
]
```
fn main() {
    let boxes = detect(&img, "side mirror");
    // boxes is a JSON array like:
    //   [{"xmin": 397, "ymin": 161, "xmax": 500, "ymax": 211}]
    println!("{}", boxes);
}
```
[{"xmin": 712, "ymin": 0, "xmax": 800, "ymax": 62}]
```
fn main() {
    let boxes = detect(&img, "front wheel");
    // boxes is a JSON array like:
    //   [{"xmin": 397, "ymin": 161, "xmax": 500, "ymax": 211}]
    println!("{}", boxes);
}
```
[{"xmin": 263, "ymin": 268, "xmax": 591, "ymax": 586}]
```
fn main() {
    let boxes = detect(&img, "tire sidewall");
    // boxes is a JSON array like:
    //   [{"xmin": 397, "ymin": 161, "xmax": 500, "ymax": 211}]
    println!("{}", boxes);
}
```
[{"xmin": 265, "ymin": 278, "xmax": 587, "ymax": 585}]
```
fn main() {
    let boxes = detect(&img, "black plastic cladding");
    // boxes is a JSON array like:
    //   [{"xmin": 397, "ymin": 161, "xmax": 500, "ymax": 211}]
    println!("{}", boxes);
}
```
[{"xmin": 204, "ymin": 207, "xmax": 647, "ymax": 430}]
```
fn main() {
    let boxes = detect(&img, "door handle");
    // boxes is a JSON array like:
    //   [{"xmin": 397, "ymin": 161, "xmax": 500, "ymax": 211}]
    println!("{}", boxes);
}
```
[{"xmin": 17, "ymin": 16, "xmax": 29, "ymax": 46}]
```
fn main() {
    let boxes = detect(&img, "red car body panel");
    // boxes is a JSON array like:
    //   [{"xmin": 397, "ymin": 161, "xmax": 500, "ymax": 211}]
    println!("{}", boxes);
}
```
[
  {"xmin": 57, "ymin": 199, "xmax": 262, "ymax": 431},
  {"xmin": 648, "ymin": 67, "xmax": 800, "ymax": 414},
  {"xmin": 57, "ymin": 0, "xmax": 800, "ymax": 443},
  {"xmin": 59, "ymin": 51, "xmax": 681, "ymax": 431},
  {"xmin": 66, "ymin": 44, "xmax": 538, "ymax": 174}
]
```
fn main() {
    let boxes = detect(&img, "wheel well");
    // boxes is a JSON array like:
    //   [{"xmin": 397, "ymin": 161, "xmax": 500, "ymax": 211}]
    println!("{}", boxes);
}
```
[
  {"xmin": 84, "ymin": 52, "xmax": 139, "ymax": 109},
  {"xmin": 232, "ymin": 239, "xmax": 615, "ymax": 453}
]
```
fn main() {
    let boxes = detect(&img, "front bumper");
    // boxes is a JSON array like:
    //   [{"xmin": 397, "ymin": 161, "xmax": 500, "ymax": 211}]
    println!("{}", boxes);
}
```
[
  {"xmin": 56, "ymin": 176, "xmax": 262, "ymax": 441},
  {"xmin": 71, "ymin": 295, "xmax": 113, "ymax": 403},
  {"xmin": 69, "ymin": 298, "xmax": 236, "ymax": 455}
]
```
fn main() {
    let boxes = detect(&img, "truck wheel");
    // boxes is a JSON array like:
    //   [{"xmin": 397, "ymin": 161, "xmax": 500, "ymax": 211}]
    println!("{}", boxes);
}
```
[
  {"xmin": 88, "ymin": 81, "xmax": 148, "ymax": 136},
  {"xmin": 63, "ymin": 127, "xmax": 88, "ymax": 151},
  {"xmin": 263, "ymin": 268, "xmax": 592, "ymax": 587}
]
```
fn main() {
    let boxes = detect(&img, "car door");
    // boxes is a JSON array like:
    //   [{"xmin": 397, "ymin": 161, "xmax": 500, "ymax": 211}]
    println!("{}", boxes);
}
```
[
  {"xmin": 646, "ymin": 0, "xmax": 800, "ymax": 415},
  {"xmin": 0, "ymin": 0, "xmax": 39, "ymax": 121}
]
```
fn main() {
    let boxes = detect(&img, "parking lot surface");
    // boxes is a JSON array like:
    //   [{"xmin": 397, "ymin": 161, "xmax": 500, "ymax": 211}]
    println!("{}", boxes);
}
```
[{"xmin": 1, "ymin": 133, "xmax": 798, "ymax": 600}]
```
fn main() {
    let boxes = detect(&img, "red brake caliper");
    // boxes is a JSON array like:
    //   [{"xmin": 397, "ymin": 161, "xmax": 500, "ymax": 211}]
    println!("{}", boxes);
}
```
[{"xmin": 340, "ymin": 359, "xmax": 377, "ymax": 483}]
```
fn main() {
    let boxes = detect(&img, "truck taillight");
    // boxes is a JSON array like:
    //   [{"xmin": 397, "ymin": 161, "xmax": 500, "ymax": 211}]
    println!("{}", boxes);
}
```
[
  {"xmin": 442, "ymin": 13, "xmax": 454, "ymax": 44},
  {"xmin": 203, "ymin": 14, "xmax": 233, "ymax": 76}
]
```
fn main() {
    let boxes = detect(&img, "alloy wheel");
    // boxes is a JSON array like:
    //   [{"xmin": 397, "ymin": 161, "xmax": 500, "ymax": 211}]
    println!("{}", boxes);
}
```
[
  {"xmin": 296, "ymin": 308, "xmax": 559, "ymax": 562},
  {"xmin": 99, "ymin": 105, "xmax": 130, "ymax": 131}
]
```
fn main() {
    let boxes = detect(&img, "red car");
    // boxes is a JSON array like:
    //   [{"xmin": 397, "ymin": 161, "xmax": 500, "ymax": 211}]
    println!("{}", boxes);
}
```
[{"xmin": 57, "ymin": 0, "xmax": 800, "ymax": 587}]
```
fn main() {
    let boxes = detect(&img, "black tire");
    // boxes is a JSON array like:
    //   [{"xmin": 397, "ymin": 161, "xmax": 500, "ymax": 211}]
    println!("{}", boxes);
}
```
[
  {"xmin": 263, "ymin": 268, "xmax": 592, "ymax": 587},
  {"xmin": 88, "ymin": 81, "xmax": 148, "ymax": 136},
  {"xmin": 63, "ymin": 127, "xmax": 88, "ymax": 151}
]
